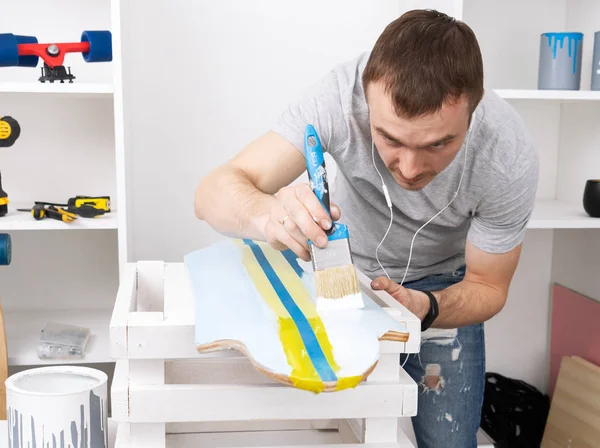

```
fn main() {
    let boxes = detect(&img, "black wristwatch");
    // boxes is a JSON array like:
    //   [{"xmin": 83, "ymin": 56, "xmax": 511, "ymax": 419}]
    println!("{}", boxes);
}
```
[{"xmin": 420, "ymin": 291, "xmax": 439, "ymax": 331}]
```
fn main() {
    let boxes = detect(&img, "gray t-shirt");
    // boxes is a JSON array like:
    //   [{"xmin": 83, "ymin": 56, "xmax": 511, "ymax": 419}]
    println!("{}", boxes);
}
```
[{"xmin": 272, "ymin": 52, "xmax": 539, "ymax": 283}]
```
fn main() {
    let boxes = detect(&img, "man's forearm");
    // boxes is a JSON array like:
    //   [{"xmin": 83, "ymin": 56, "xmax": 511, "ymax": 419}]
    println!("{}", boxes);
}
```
[
  {"xmin": 425, "ymin": 279, "xmax": 507, "ymax": 328},
  {"xmin": 194, "ymin": 166, "xmax": 277, "ymax": 241}
]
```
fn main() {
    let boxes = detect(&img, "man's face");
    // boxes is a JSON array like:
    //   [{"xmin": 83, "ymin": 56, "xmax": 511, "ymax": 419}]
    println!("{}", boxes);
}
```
[{"xmin": 366, "ymin": 81, "xmax": 472, "ymax": 191}]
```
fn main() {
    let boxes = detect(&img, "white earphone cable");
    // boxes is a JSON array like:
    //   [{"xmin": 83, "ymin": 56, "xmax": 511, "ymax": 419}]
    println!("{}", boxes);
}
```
[
  {"xmin": 372, "ymin": 115, "xmax": 474, "ymax": 286},
  {"xmin": 372, "ymin": 140, "xmax": 394, "ymax": 280}
]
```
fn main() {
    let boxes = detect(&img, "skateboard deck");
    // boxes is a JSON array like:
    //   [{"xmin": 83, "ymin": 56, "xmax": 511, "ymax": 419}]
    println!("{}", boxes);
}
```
[{"xmin": 184, "ymin": 239, "xmax": 410, "ymax": 393}]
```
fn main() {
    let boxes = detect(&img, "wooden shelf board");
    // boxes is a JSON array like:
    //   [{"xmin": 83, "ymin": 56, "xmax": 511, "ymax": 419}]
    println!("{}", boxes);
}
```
[
  {"xmin": 0, "ymin": 203, "xmax": 118, "ymax": 230},
  {"xmin": 4, "ymin": 307, "xmax": 112, "ymax": 366},
  {"xmin": 495, "ymin": 89, "xmax": 600, "ymax": 101},
  {"xmin": 528, "ymin": 200, "xmax": 600, "ymax": 229},
  {"xmin": 0, "ymin": 82, "xmax": 113, "ymax": 98}
]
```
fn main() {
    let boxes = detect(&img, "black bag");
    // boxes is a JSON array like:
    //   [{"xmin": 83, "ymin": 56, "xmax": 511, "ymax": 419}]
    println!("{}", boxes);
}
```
[{"xmin": 480, "ymin": 372, "xmax": 550, "ymax": 447}]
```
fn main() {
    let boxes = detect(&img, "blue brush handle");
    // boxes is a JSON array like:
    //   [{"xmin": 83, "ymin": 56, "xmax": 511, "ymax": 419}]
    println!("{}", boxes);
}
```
[
  {"xmin": 304, "ymin": 124, "xmax": 331, "ymax": 218},
  {"xmin": 304, "ymin": 124, "xmax": 349, "ymax": 241}
]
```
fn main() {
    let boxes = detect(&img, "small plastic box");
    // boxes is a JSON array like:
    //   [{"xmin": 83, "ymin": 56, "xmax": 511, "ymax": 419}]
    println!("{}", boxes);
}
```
[{"xmin": 37, "ymin": 322, "xmax": 90, "ymax": 360}]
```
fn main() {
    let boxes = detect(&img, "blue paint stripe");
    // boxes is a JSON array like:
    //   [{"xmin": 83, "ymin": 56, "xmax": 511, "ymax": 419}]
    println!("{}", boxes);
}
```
[
  {"xmin": 242, "ymin": 239, "xmax": 337, "ymax": 382},
  {"xmin": 281, "ymin": 249, "xmax": 304, "ymax": 278}
]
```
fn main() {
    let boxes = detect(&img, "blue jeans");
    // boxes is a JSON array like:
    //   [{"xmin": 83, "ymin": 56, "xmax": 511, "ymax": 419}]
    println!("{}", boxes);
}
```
[{"xmin": 400, "ymin": 266, "xmax": 485, "ymax": 448}]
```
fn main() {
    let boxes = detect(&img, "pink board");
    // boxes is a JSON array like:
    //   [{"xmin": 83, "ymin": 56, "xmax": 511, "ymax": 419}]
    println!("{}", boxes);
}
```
[{"xmin": 550, "ymin": 283, "xmax": 600, "ymax": 395}]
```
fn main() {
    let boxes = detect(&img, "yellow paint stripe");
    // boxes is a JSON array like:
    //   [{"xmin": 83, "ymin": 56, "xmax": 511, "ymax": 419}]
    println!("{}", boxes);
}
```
[
  {"xmin": 235, "ymin": 240, "xmax": 324, "ymax": 393},
  {"xmin": 261, "ymin": 247, "xmax": 341, "ymax": 374},
  {"xmin": 335, "ymin": 375, "xmax": 363, "ymax": 391}
]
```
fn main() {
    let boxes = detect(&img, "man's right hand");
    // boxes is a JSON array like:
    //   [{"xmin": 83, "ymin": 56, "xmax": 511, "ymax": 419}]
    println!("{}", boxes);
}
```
[
  {"xmin": 264, "ymin": 183, "xmax": 341, "ymax": 261},
  {"xmin": 194, "ymin": 131, "xmax": 341, "ymax": 262}
]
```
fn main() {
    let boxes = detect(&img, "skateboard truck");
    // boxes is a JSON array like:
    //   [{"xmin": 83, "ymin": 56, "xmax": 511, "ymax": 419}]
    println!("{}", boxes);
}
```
[{"xmin": 0, "ymin": 31, "xmax": 112, "ymax": 83}]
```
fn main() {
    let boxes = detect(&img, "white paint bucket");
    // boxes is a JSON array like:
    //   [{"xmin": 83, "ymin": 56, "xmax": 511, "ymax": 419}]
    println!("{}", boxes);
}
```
[{"xmin": 5, "ymin": 366, "xmax": 108, "ymax": 448}]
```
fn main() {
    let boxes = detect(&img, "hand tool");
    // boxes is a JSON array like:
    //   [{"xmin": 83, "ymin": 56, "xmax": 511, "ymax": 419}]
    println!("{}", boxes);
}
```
[
  {"xmin": 17, "ymin": 204, "xmax": 77, "ymax": 223},
  {"xmin": 0, "ymin": 116, "xmax": 21, "ymax": 217},
  {"xmin": 304, "ymin": 123, "xmax": 363, "ymax": 311},
  {"xmin": 32, "ymin": 195, "xmax": 110, "ymax": 218}
]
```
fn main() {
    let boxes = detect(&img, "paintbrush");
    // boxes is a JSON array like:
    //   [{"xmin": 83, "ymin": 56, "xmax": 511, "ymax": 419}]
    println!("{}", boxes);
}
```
[{"xmin": 304, "ymin": 124, "xmax": 363, "ymax": 311}]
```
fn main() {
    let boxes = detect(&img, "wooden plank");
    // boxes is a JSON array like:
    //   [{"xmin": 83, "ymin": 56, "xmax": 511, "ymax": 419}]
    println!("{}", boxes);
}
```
[
  {"xmin": 338, "ymin": 418, "xmax": 362, "ymax": 443},
  {"xmin": 128, "ymin": 356, "xmax": 167, "ymax": 448},
  {"xmin": 127, "ymin": 319, "xmax": 408, "ymax": 360},
  {"xmin": 221, "ymin": 442, "xmax": 410, "ymax": 448},
  {"xmin": 342, "ymin": 354, "xmax": 414, "ymax": 445},
  {"xmin": 166, "ymin": 430, "xmax": 408, "ymax": 448},
  {"xmin": 163, "ymin": 262, "xmax": 195, "ymax": 313},
  {"xmin": 368, "ymin": 353, "xmax": 401, "ymax": 382},
  {"xmin": 166, "ymin": 420, "xmax": 338, "ymax": 434},
  {"xmin": 130, "ymin": 359, "xmax": 165, "ymax": 385},
  {"xmin": 128, "ymin": 381, "xmax": 407, "ymax": 423},
  {"xmin": 130, "ymin": 423, "xmax": 165, "ymax": 448},
  {"xmin": 110, "ymin": 263, "xmax": 137, "ymax": 359},
  {"xmin": 136, "ymin": 261, "xmax": 165, "ymax": 313},
  {"xmin": 542, "ymin": 356, "xmax": 600, "ymax": 447},
  {"xmin": 355, "ymin": 270, "xmax": 421, "ymax": 353},
  {"xmin": 113, "ymin": 422, "xmax": 130, "ymax": 448},
  {"xmin": 111, "ymin": 360, "xmax": 130, "ymax": 422},
  {"xmin": 167, "ymin": 430, "xmax": 344, "ymax": 448},
  {"xmin": 126, "ymin": 311, "xmax": 196, "ymax": 360},
  {"xmin": 363, "ymin": 418, "xmax": 398, "ymax": 443},
  {"xmin": 165, "ymin": 357, "xmax": 275, "ymax": 385},
  {"xmin": 399, "ymin": 366, "xmax": 418, "ymax": 417}
]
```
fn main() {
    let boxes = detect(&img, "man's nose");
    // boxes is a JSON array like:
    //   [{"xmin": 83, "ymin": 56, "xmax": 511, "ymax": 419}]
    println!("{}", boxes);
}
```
[{"xmin": 397, "ymin": 149, "xmax": 423, "ymax": 179}]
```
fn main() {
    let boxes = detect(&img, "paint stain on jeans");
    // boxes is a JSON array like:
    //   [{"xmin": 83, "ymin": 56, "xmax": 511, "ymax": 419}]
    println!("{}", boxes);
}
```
[
  {"xmin": 422, "ymin": 328, "xmax": 462, "ymax": 361},
  {"xmin": 422, "ymin": 363, "xmax": 445, "ymax": 394}
]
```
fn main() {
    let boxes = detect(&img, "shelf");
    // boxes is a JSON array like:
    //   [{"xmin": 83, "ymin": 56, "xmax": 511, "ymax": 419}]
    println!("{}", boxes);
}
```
[
  {"xmin": 494, "ymin": 89, "xmax": 600, "ymax": 102},
  {"xmin": 0, "ymin": 82, "xmax": 113, "ymax": 98},
  {"xmin": 0, "ymin": 203, "xmax": 118, "ymax": 230},
  {"xmin": 4, "ymin": 308, "xmax": 112, "ymax": 366},
  {"xmin": 528, "ymin": 200, "xmax": 600, "ymax": 229}
]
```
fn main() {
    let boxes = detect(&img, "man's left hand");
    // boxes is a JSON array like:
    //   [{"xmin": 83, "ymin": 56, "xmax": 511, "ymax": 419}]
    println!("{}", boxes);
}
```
[{"xmin": 370, "ymin": 277, "xmax": 431, "ymax": 320}]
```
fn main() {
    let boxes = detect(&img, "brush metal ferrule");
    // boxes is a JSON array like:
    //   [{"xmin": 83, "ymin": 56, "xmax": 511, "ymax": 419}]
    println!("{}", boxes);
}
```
[{"xmin": 310, "ymin": 223, "xmax": 353, "ymax": 271}]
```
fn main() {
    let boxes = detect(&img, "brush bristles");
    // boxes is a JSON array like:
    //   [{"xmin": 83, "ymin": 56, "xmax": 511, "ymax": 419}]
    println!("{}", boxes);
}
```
[{"xmin": 314, "ymin": 264, "xmax": 361, "ymax": 301}]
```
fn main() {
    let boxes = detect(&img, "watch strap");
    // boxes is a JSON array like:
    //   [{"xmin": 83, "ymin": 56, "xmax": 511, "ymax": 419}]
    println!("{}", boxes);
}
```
[{"xmin": 420, "ymin": 290, "xmax": 439, "ymax": 331}]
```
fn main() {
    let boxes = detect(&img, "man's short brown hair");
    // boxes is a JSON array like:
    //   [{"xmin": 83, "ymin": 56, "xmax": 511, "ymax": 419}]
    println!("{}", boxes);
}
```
[{"xmin": 362, "ymin": 9, "xmax": 484, "ymax": 119}]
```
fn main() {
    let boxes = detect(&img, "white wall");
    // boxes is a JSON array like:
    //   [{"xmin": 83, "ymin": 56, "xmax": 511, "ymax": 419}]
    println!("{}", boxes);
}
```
[{"xmin": 121, "ymin": 0, "xmax": 458, "ymax": 261}]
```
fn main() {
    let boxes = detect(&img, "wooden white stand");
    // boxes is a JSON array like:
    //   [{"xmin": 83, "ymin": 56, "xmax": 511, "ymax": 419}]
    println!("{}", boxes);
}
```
[{"xmin": 109, "ymin": 261, "xmax": 422, "ymax": 447}]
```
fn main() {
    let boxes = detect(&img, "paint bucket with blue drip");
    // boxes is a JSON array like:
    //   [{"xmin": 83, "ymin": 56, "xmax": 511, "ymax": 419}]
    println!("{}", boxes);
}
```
[
  {"xmin": 591, "ymin": 32, "xmax": 600, "ymax": 90},
  {"xmin": 538, "ymin": 32, "xmax": 583, "ymax": 90},
  {"xmin": 6, "ymin": 366, "xmax": 108, "ymax": 447}
]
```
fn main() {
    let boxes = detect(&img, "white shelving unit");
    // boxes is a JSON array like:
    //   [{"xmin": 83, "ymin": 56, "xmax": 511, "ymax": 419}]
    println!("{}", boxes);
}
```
[
  {"xmin": 0, "ymin": 82, "xmax": 113, "ymax": 96},
  {"xmin": 457, "ymin": 0, "xmax": 600, "ymax": 399},
  {"xmin": 0, "ymin": 0, "xmax": 126, "ymax": 370},
  {"xmin": 495, "ymin": 88, "xmax": 600, "ymax": 101}
]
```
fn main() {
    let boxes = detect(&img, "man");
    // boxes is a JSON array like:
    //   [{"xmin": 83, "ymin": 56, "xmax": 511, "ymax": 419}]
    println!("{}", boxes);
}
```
[{"xmin": 194, "ymin": 9, "xmax": 538, "ymax": 448}]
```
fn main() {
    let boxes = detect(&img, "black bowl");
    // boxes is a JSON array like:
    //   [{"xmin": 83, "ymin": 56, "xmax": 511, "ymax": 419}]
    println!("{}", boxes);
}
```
[{"xmin": 583, "ymin": 179, "xmax": 600, "ymax": 218}]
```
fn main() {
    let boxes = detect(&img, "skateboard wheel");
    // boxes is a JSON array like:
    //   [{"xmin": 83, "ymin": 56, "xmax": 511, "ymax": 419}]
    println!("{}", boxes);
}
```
[
  {"xmin": 81, "ymin": 30, "xmax": 112, "ymax": 63},
  {"xmin": 15, "ymin": 35, "xmax": 39, "ymax": 67},
  {"xmin": 0, "ymin": 34, "xmax": 19, "ymax": 67},
  {"xmin": 0, "ymin": 233, "xmax": 11, "ymax": 266}
]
